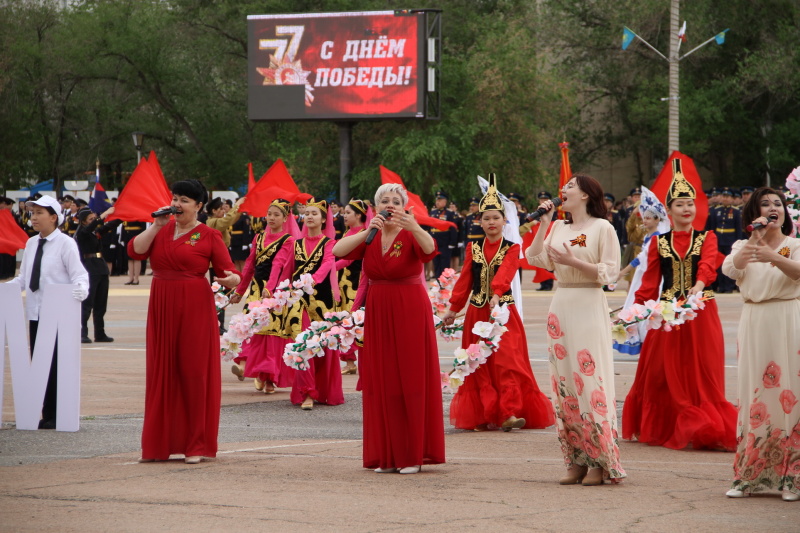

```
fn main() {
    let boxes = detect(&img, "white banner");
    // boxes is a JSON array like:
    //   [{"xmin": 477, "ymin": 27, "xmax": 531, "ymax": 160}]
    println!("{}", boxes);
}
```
[{"xmin": 0, "ymin": 283, "xmax": 81, "ymax": 431}]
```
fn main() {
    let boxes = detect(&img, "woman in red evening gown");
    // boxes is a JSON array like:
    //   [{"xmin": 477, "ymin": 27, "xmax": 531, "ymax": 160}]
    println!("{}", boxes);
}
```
[
  {"xmin": 333, "ymin": 183, "xmax": 445, "ymax": 474},
  {"xmin": 286, "ymin": 199, "xmax": 344, "ymax": 410},
  {"xmin": 229, "ymin": 198, "xmax": 299, "ymax": 393},
  {"xmin": 443, "ymin": 175, "xmax": 554, "ymax": 431},
  {"xmin": 129, "ymin": 180, "xmax": 241, "ymax": 464},
  {"xmin": 622, "ymin": 162, "xmax": 737, "ymax": 451}
]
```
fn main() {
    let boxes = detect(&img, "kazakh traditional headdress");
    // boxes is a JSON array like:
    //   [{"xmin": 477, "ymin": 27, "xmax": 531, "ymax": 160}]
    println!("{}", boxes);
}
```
[
  {"xmin": 269, "ymin": 197, "xmax": 291, "ymax": 216},
  {"xmin": 347, "ymin": 199, "xmax": 367, "ymax": 215},
  {"xmin": 666, "ymin": 159, "xmax": 696, "ymax": 205},
  {"xmin": 479, "ymin": 173, "xmax": 505, "ymax": 214},
  {"xmin": 306, "ymin": 198, "xmax": 328, "ymax": 215}
]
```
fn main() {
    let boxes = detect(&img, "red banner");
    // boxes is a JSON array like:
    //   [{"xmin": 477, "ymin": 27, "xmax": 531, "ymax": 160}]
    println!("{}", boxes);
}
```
[{"xmin": 248, "ymin": 11, "xmax": 424, "ymax": 120}]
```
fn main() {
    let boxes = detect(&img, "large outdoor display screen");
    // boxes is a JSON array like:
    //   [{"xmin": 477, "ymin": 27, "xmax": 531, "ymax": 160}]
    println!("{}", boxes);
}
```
[{"xmin": 247, "ymin": 11, "xmax": 426, "ymax": 121}]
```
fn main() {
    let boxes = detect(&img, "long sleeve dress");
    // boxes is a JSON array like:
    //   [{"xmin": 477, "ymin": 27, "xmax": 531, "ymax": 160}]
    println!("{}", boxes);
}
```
[
  {"xmin": 623, "ymin": 230, "xmax": 737, "ymax": 451},
  {"xmin": 128, "ymin": 221, "xmax": 240, "ymax": 460},
  {"xmin": 336, "ymin": 226, "xmax": 365, "ymax": 363},
  {"xmin": 448, "ymin": 237, "xmax": 554, "ymax": 430},
  {"xmin": 286, "ymin": 234, "xmax": 345, "ymax": 406},
  {"xmin": 234, "ymin": 230, "xmax": 296, "ymax": 387},
  {"xmin": 723, "ymin": 237, "xmax": 800, "ymax": 496},
  {"xmin": 526, "ymin": 218, "xmax": 626, "ymax": 480},
  {"xmin": 342, "ymin": 229, "xmax": 446, "ymax": 470}
]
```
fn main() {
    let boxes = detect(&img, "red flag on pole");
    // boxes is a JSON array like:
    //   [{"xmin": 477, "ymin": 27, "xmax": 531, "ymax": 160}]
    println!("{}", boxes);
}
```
[
  {"xmin": 379, "ymin": 165, "xmax": 456, "ymax": 231},
  {"xmin": 0, "ymin": 210, "xmax": 29, "ymax": 254},
  {"xmin": 557, "ymin": 141, "xmax": 572, "ymax": 220},
  {"xmin": 239, "ymin": 159, "xmax": 312, "ymax": 217},
  {"xmin": 650, "ymin": 151, "xmax": 709, "ymax": 231},
  {"xmin": 107, "ymin": 152, "xmax": 172, "ymax": 223},
  {"xmin": 247, "ymin": 162, "xmax": 256, "ymax": 193}
]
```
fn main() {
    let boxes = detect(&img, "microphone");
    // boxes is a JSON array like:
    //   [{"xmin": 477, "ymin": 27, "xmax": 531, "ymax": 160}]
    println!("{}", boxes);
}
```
[
  {"xmin": 525, "ymin": 197, "xmax": 563, "ymax": 222},
  {"xmin": 365, "ymin": 210, "xmax": 392, "ymax": 244},
  {"xmin": 746, "ymin": 215, "xmax": 778, "ymax": 232},
  {"xmin": 151, "ymin": 206, "xmax": 178, "ymax": 218}
]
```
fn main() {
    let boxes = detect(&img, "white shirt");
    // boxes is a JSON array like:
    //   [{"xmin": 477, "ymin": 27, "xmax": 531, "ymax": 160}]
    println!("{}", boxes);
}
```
[{"xmin": 8, "ymin": 229, "xmax": 89, "ymax": 320}]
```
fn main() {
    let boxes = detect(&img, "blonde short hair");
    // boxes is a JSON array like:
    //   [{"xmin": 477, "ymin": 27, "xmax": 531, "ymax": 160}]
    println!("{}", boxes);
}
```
[{"xmin": 374, "ymin": 183, "xmax": 409, "ymax": 208}]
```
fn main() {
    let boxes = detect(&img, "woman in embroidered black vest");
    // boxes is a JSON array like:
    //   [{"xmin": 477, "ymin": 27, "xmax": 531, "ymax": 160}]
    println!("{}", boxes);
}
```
[
  {"xmin": 623, "ymin": 161, "xmax": 737, "ymax": 452},
  {"xmin": 443, "ymin": 174, "xmax": 554, "ymax": 433},
  {"xmin": 526, "ymin": 174, "xmax": 626, "ymax": 486},
  {"xmin": 229, "ymin": 198, "xmax": 299, "ymax": 394},
  {"xmin": 286, "ymin": 199, "xmax": 344, "ymax": 410},
  {"xmin": 337, "ymin": 199, "xmax": 370, "ymax": 376}
]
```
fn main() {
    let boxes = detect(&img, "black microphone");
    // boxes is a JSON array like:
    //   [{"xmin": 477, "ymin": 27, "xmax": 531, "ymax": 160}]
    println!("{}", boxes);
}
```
[
  {"xmin": 746, "ymin": 215, "xmax": 778, "ymax": 232},
  {"xmin": 365, "ymin": 210, "xmax": 392, "ymax": 244},
  {"xmin": 151, "ymin": 206, "xmax": 178, "ymax": 218},
  {"xmin": 525, "ymin": 197, "xmax": 563, "ymax": 222}
]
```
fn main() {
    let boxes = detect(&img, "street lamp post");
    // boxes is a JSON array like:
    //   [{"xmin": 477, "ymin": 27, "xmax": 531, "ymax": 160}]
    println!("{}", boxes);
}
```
[{"xmin": 132, "ymin": 132, "xmax": 145, "ymax": 164}]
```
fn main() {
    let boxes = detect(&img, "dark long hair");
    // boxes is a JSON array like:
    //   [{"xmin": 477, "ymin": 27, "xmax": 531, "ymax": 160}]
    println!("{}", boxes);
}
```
[
  {"xmin": 565, "ymin": 174, "xmax": 608, "ymax": 223},
  {"xmin": 741, "ymin": 187, "xmax": 793, "ymax": 236}
]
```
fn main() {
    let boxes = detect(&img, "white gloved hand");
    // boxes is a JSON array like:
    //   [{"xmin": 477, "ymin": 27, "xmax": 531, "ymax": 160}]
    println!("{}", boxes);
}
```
[{"xmin": 72, "ymin": 287, "xmax": 89, "ymax": 301}]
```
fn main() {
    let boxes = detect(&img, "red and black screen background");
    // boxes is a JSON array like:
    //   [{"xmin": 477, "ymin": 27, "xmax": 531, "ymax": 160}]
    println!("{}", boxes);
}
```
[{"xmin": 248, "ymin": 12, "xmax": 425, "ymax": 120}]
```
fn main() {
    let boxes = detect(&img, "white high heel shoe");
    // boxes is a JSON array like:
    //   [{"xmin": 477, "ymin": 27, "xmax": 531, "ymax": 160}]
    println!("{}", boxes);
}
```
[
  {"xmin": 399, "ymin": 465, "xmax": 421, "ymax": 474},
  {"xmin": 782, "ymin": 489, "xmax": 799, "ymax": 502},
  {"xmin": 374, "ymin": 467, "xmax": 397, "ymax": 473},
  {"xmin": 725, "ymin": 488, "xmax": 750, "ymax": 498}
]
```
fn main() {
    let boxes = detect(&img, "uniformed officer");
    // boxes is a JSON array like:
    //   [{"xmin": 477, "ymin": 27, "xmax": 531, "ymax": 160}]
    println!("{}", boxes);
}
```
[
  {"xmin": 508, "ymin": 192, "xmax": 527, "ymax": 226},
  {"xmin": 121, "ymin": 220, "xmax": 147, "ymax": 285},
  {"xmin": 740, "ymin": 186, "xmax": 755, "ymax": 206},
  {"xmin": 462, "ymin": 196, "xmax": 485, "ymax": 246},
  {"xmin": 331, "ymin": 200, "xmax": 345, "ymax": 239},
  {"xmin": 229, "ymin": 211, "xmax": 252, "ymax": 273},
  {"xmin": 428, "ymin": 190, "xmax": 458, "ymax": 279},
  {"xmin": 604, "ymin": 192, "xmax": 626, "ymax": 247},
  {"xmin": 59, "ymin": 195, "xmax": 80, "ymax": 237},
  {"xmin": 732, "ymin": 188, "xmax": 743, "ymax": 207},
  {"xmin": 705, "ymin": 186, "xmax": 742, "ymax": 293}
]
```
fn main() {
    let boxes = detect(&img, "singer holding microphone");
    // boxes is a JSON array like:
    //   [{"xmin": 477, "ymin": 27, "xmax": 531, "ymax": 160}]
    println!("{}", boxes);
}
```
[
  {"xmin": 722, "ymin": 187, "xmax": 800, "ymax": 502},
  {"xmin": 128, "ymin": 180, "xmax": 241, "ymax": 464},
  {"xmin": 525, "ymin": 174, "xmax": 626, "ymax": 486},
  {"xmin": 332, "ymin": 183, "xmax": 445, "ymax": 474}
]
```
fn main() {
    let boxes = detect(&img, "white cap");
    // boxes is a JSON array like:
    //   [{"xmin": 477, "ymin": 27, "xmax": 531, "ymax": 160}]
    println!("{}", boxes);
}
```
[{"xmin": 26, "ymin": 195, "xmax": 64, "ymax": 226}]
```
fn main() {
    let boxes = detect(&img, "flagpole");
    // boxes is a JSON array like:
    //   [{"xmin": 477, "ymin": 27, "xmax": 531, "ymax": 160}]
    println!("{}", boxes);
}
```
[{"xmin": 668, "ymin": 0, "xmax": 679, "ymax": 153}]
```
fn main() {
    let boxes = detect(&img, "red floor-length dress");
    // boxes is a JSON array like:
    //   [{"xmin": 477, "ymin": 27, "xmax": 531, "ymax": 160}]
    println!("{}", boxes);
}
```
[
  {"xmin": 235, "ymin": 230, "xmax": 296, "ymax": 387},
  {"xmin": 448, "ymin": 238, "xmax": 555, "ymax": 430},
  {"xmin": 288, "ymin": 234, "xmax": 345, "ymax": 406},
  {"xmin": 128, "ymin": 221, "xmax": 240, "ymax": 460},
  {"xmin": 623, "ymin": 229, "xmax": 737, "ymax": 450},
  {"xmin": 343, "ymin": 229, "xmax": 446, "ymax": 469}
]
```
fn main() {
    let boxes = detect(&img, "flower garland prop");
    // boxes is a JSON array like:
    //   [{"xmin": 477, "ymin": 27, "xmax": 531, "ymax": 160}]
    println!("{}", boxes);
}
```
[
  {"xmin": 429, "ymin": 267, "xmax": 465, "ymax": 341},
  {"xmin": 785, "ymin": 165, "xmax": 800, "ymax": 238},
  {"xmin": 441, "ymin": 303, "xmax": 510, "ymax": 393},
  {"xmin": 610, "ymin": 293, "xmax": 714, "ymax": 345},
  {"xmin": 282, "ymin": 308, "xmax": 365, "ymax": 370},
  {"xmin": 219, "ymin": 274, "xmax": 315, "ymax": 361},
  {"xmin": 211, "ymin": 282, "xmax": 230, "ymax": 312}
]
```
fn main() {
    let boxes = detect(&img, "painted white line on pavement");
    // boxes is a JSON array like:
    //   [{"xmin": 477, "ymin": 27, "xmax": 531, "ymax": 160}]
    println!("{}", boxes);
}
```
[{"xmin": 436, "ymin": 356, "xmax": 738, "ymax": 369}]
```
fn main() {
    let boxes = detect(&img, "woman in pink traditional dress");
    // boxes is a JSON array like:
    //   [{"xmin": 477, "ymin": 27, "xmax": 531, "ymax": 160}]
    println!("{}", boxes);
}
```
[
  {"xmin": 622, "ymin": 162, "xmax": 737, "ymax": 452},
  {"xmin": 286, "ymin": 199, "xmax": 344, "ymax": 410},
  {"xmin": 443, "ymin": 174, "xmax": 554, "ymax": 432},
  {"xmin": 229, "ymin": 198, "xmax": 299, "ymax": 393},
  {"xmin": 722, "ymin": 187, "xmax": 800, "ymax": 502},
  {"xmin": 333, "ymin": 183, "xmax": 445, "ymax": 474},
  {"xmin": 130, "ymin": 180, "xmax": 241, "ymax": 464},
  {"xmin": 337, "ymin": 199, "xmax": 369, "ymax": 376},
  {"xmin": 525, "ymin": 174, "xmax": 626, "ymax": 486}
]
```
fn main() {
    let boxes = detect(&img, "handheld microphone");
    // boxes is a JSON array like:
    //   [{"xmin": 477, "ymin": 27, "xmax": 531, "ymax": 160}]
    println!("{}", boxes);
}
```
[
  {"xmin": 525, "ymin": 197, "xmax": 563, "ymax": 222},
  {"xmin": 151, "ymin": 206, "xmax": 178, "ymax": 218},
  {"xmin": 365, "ymin": 210, "xmax": 392, "ymax": 244},
  {"xmin": 746, "ymin": 215, "xmax": 778, "ymax": 232}
]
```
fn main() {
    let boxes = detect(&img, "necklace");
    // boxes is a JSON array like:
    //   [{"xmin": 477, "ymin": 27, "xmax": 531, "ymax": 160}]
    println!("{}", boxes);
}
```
[
  {"xmin": 570, "ymin": 217, "xmax": 591, "ymax": 231},
  {"xmin": 174, "ymin": 223, "xmax": 197, "ymax": 240}
]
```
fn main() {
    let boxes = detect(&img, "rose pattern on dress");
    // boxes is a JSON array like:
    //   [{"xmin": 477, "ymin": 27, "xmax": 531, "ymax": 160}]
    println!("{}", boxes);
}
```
[
  {"xmin": 780, "ymin": 389, "xmax": 798, "ymax": 414},
  {"xmin": 762, "ymin": 361, "xmax": 782, "ymax": 389},
  {"xmin": 749, "ymin": 400, "xmax": 771, "ymax": 429},
  {"xmin": 553, "ymin": 343, "xmax": 567, "ymax": 360},
  {"xmin": 547, "ymin": 313, "xmax": 564, "ymax": 339},
  {"xmin": 577, "ymin": 349, "xmax": 596, "ymax": 376}
]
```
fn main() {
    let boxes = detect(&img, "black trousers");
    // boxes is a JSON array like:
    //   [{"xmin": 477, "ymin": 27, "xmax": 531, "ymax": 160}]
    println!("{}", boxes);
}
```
[
  {"xmin": 82, "ymin": 274, "xmax": 109, "ymax": 337},
  {"xmin": 29, "ymin": 320, "xmax": 57, "ymax": 422},
  {"xmin": 432, "ymin": 247, "xmax": 452, "ymax": 279}
]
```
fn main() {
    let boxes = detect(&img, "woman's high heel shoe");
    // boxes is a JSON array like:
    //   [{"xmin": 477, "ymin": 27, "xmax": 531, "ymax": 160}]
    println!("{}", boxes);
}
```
[
  {"xmin": 559, "ymin": 465, "xmax": 588, "ymax": 485},
  {"xmin": 725, "ymin": 488, "xmax": 750, "ymax": 498},
  {"xmin": 399, "ymin": 465, "xmax": 421, "ymax": 474},
  {"xmin": 582, "ymin": 468, "xmax": 605, "ymax": 486},
  {"xmin": 782, "ymin": 489, "xmax": 799, "ymax": 501}
]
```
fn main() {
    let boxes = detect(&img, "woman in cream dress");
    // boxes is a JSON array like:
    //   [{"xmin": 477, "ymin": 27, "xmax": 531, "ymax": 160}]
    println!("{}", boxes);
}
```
[
  {"xmin": 722, "ymin": 187, "xmax": 800, "ymax": 502},
  {"xmin": 526, "ymin": 174, "xmax": 625, "ymax": 486}
]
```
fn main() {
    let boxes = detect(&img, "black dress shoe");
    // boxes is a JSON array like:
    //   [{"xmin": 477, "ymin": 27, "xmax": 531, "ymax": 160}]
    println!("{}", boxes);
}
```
[
  {"xmin": 81, "ymin": 336, "xmax": 93, "ymax": 344},
  {"xmin": 95, "ymin": 335, "xmax": 114, "ymax": 343},
  {"xmin": 38, "ymin": 418, "xmax": 56, "ymax": 429}
]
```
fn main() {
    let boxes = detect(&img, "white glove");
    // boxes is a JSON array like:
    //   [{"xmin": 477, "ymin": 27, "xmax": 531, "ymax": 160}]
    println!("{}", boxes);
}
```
[{"xmin": 72, "ymin": 287, "xmax": 89, "ymax": 301}]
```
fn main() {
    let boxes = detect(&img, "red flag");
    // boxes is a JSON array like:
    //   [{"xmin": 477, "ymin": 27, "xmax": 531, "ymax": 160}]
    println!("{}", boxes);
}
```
[
  {"xmin": 239, "ymin": 159, "xmax": 312, "ymax": 217},
  {"xmin": 379, "ymin": 166, "xmax": 456, "ymax": 231},
  {"xmin": 557, "ymin": 142, "xmax": 572, "ymax": 219},
  {"xmin": 0, "ymin": 210, "xmax": 29, "ymax": 254},
  {"xmin": 247, "ymin": 162, "xmax": 256, "ymax": 193},
  {"xmin": 108, "ymin": 152, "xmax": 172, "ymax": 223},
  {"xmin": 650, "ymin": 151, "xmax": 709, "ymax": 231}
]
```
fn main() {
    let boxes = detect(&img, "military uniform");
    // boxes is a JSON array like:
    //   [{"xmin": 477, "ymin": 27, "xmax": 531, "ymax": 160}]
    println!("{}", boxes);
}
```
[
  {"xmin": 605, "ymin": 192, "xmax": 626, "ymax": 247},
  {"xmin": 705, "ymin": 186, "xmax": 742, "ymax": 293},
  {"xmin": 461, "ymin": 197, "xmax": 485, "ymax": 247},
  {"xmin": 428, "ymin": 190, "xmax": 458, "ymax": 279},
  {"xmin": 228, "ymin": 213, "xmax": 252, "ymax": 262},
  {"xmin": 120, "ymin": 220, "xmax": 147, "ymax": 280}
]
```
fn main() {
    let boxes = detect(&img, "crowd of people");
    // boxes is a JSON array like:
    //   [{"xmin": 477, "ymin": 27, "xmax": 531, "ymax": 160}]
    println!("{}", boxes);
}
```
[{"xmin": 1, "ymin": 168, "xmax": 797, "ymax": 501}]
